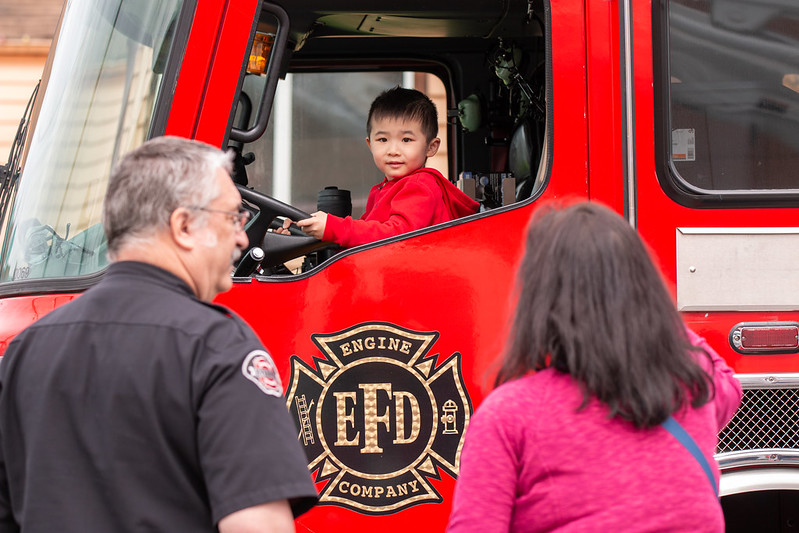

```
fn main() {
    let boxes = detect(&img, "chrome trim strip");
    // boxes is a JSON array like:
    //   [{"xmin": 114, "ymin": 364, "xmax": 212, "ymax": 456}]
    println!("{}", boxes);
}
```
[
  {"xmin": 734, "ymin": 373, "xmax": 799, "ymax": 389},
  {"xmin": 621, "ymin": 0, "xmax": 636, "ymax": 227},
  {"xmin": 720, "ymin": 467, "xmax": 799, "ymax": 497},
  {"xmin": 717, "ymin": 449, "xmax": 799, "ymax": 470},
  {"xmin": 678, "ymin": 227, "xmax": 799, "ymax": 235}
]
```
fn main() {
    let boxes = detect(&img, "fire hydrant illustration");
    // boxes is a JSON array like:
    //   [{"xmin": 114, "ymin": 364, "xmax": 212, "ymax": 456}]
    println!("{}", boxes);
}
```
[{"xmin": 441, "ymin": 399, "xmax": 459, "ymax": 434}]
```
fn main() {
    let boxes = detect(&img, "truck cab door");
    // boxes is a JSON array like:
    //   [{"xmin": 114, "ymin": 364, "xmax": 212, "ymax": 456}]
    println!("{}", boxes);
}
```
[{"xmin": 209, "ymin": 1, "xmax": 591, "ymax": 531}]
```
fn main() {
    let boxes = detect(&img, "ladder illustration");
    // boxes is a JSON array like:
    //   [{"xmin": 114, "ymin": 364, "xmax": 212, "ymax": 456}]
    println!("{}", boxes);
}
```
[{"xmin": 295, "ymin": 395, "xmax": 315, "ymax": 445}]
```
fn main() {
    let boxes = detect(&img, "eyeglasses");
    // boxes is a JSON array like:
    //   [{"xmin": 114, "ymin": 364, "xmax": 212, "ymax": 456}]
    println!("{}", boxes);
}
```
[{"xmin": 187, "ymin": 206, "xmax": 252, "ymax": 230}]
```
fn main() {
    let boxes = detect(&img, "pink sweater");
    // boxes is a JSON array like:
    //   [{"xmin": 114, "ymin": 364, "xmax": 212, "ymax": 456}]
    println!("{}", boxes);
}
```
[{"xmin": 447, "ymin": 331, "xmax": 742, "ymax": 533}]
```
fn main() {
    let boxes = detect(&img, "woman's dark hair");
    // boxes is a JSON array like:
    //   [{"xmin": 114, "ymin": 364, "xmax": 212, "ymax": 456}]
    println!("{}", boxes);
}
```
[{"xmin": 497, "ymin": 202, "xmax": 713, "ymax": 428}]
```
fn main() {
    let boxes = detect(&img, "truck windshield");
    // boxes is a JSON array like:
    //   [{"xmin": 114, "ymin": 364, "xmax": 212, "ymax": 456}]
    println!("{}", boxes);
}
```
[{"xmin": 0, "ymin": 0, "xmax": 182, "ymax": 284}]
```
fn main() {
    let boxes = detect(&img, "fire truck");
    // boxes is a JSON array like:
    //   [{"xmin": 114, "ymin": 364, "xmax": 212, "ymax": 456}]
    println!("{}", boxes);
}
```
[{"xmin": 1, "ymin": 0, "xmax": 798, "ymax": 530}]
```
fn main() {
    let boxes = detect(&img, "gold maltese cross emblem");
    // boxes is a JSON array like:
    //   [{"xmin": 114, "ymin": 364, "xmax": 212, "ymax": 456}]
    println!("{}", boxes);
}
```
[{"xmin": 286, "ymin": 322, "xmax": 472, "ymax": 515}]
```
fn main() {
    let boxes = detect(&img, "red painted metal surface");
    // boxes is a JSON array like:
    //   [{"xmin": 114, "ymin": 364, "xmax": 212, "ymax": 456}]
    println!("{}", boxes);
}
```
[
  {"xmin": 165, "ymin": 0, "xmax": 225, "ymax": 138},
  {"xmin": 685, "ymin": 311, "xmax": 799, "ymax": 374},
  {"xmin": 216, "ymin": 203, "xmax": 558, "ymax": 530},
  {"xmin": 219, "ymin": 215, "xmax": 524, "ymax": 530},
  {"xmin": 0, "ymin": 294, "xmax": 80, "ymax": 355},
  {"xmin": 193, "ymin": 0, "xmax": 259, "ymax": 144},
  {"xmin": 586, "ymin": 0, "xmax": 624, "ymax": 211},
  {"xmin": 166, "ymin": 0, "xmax": 259, "ymax": 144}
]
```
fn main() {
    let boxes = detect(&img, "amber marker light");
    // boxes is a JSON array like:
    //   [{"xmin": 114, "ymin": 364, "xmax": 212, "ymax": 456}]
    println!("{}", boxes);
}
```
[{"xmin": 247, "ymin": 32, "xmax": 274, "ymax": 75}]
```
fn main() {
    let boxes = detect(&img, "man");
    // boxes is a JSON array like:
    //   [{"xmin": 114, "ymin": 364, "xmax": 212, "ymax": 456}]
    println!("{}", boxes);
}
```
[{"xmin": 0, "ymin": 137, "xmax": 317, "ymax": 532}]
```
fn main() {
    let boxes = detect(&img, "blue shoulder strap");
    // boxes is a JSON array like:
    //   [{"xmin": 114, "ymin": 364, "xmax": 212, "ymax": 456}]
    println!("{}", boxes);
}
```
[{"xmin": 662, "ymin": 416, "xmax": 718, "ymax": 496}]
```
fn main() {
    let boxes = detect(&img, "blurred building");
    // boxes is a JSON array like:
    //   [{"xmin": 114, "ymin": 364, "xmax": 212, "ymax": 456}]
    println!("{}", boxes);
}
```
[{"xmin": 0, "ymin": 0, "xmax": 62, "ymax": 159}]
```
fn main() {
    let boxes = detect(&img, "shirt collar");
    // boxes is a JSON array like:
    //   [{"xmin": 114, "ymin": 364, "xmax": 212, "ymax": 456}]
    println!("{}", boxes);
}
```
[{"xmin": 105, "ymin": 261, "xmax": 196, "ymax": 299}]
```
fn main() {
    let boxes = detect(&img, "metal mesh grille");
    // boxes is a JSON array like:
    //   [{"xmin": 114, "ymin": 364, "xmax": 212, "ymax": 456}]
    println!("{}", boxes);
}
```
[{"xmin": 717, "ymin": 387, "xmax": 799, "ymax": 454}]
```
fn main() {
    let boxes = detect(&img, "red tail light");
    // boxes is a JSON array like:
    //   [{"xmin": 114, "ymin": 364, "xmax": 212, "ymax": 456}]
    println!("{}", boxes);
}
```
[{"xmin": 730, "ymin": 322, "xmax": 799, "ymax": 354}]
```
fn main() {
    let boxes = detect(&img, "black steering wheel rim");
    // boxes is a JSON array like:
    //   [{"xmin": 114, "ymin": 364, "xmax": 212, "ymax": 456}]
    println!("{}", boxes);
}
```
[{"xmin": 237, "ymin": 185, "xmax": 334, "ymax": 269}]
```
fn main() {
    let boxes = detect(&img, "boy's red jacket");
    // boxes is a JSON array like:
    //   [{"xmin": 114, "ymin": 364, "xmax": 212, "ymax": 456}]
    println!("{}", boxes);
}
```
[{"xmin": 323, "ymin": 168, "xmax": 479, "ymax": 248}]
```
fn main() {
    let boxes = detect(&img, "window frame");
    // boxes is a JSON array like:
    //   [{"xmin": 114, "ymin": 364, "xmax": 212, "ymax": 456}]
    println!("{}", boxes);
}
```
[{"xmin": 652, "ymin": 0, "xmax": 799, "ymax": 208}]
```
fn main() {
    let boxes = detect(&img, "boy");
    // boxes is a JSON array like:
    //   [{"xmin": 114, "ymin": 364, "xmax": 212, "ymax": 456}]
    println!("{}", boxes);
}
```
[{"xmin": 282, "ymin": 86, "xmax": 479, "ymax": 247}]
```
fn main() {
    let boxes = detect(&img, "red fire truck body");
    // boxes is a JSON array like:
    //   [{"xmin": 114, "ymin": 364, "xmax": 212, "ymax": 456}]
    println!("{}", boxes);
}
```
[{"xmin": 1, "ymin": 0, "xmax": 798, "ymax": 530}]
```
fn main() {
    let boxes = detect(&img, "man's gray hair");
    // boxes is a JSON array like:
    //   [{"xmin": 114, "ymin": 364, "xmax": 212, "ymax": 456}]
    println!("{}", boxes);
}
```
[{"xmin": 102, "ymin": 136, "xmax": 234, "ymax": 258}]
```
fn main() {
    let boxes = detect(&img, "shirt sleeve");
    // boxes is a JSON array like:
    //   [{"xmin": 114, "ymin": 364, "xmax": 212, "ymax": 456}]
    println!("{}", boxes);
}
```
[
  {"xmin": 446, "ymin": 394, "xmax": 518, "ymax": 533},
  {"xmin": 688, "ymin": 329, "xmax": 743, "ymax": 429},
  {"xmin": 194, "ymin": 342, "xmax": 317, "ymax": 524},
  {"xmin": 323, "ymin": 177, "xmax": 441, "ymax": 247}
]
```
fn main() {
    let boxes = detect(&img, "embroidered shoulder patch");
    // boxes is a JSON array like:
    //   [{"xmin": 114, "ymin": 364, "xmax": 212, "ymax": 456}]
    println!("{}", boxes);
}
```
[{"xmin": 242, "ymin": 350, "xmax": 283, "ymax": 397}]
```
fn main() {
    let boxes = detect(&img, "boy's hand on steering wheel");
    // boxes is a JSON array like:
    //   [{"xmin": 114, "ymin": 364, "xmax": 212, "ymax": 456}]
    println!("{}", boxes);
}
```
[{"xmin": 296, "ymin": 212, "xmax": 328, "ymax": 240}]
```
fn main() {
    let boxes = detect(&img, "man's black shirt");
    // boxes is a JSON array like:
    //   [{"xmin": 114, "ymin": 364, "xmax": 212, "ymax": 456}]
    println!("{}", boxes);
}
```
[{"xmin": 0, "ymin": 261, "xmax": 316, "ymax": 532}]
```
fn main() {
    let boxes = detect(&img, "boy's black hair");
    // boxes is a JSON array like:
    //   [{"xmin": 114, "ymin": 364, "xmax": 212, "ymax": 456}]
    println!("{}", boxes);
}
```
[
  {"xmin": 497, "ymin": 202, "xmax": 714, "ymax": 429},
  {"xmin": 366, "ymin": 86, "xmax": 438, "ymax": 142}
]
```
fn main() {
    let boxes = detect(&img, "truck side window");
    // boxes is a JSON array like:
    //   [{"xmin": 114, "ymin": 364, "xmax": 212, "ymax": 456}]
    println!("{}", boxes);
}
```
[
  {"xmin": 664, "ymin": 0, "xmax": 799, "ymax": 193},
  {"xmin": 231, "ymin": 71, "xmax": 448, "ymax": 217}
]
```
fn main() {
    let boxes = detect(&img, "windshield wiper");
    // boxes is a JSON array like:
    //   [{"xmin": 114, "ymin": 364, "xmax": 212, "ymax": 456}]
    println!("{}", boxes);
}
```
[{"xmin": 0, "ymin": 81, "xmax": 39, "ymax": 225}]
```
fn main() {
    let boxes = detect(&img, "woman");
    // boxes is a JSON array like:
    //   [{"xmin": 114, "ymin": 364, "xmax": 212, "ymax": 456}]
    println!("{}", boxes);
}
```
[{"xmin": 446, "ymin": 202, "xmax": 742, "ymax": 532}]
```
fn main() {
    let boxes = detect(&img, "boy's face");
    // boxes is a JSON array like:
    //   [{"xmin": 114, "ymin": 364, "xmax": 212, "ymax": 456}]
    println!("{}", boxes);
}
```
[{"xmin": 366, "ymin": 117, "xmax": 440, "ymax": 180}]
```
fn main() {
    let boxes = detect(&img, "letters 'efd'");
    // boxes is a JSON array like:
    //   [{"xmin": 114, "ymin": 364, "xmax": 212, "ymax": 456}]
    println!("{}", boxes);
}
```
[{"xmin": 285, "ymin": 322, "xmax": 472, "ymax": 515}]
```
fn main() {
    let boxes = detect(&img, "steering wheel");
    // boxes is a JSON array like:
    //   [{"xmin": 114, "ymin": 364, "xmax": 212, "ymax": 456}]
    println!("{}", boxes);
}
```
[{"xmin": 237, "ymin": 185, "xmax": 334, "ymax": 269}]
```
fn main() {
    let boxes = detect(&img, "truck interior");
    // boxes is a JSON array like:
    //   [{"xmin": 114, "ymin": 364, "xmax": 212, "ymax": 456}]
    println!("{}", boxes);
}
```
[{"xmin": 227, "ymin": 0, "xmax": 548, "ymax": 273}]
